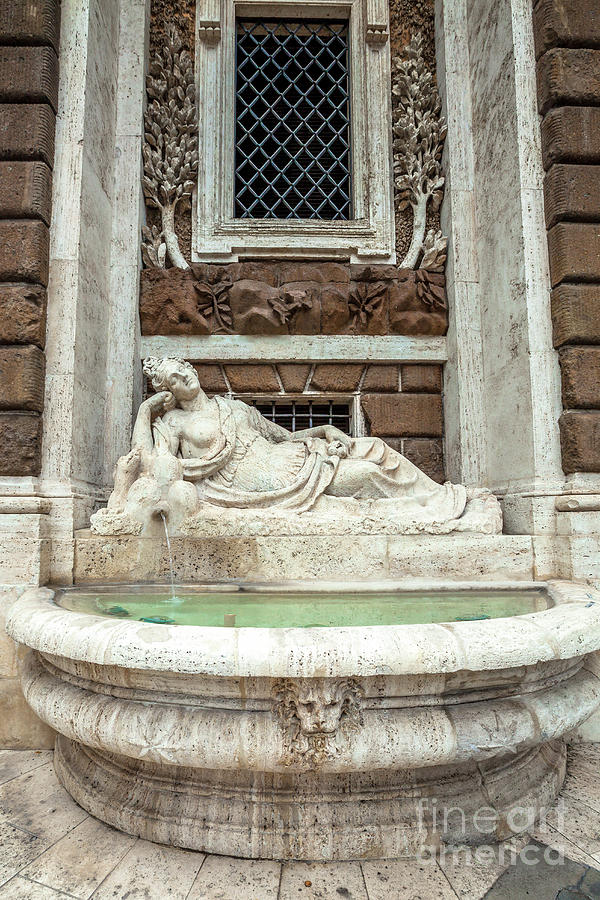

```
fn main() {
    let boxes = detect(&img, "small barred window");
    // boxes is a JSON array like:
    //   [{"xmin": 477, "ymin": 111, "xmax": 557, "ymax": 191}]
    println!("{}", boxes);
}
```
[
  {"xmin": 234, "ymin": 19, "xmax": 351, "ymax": 220},
  {"xmin": 249, "ymin": 399, "xmax": 354, "ymax": 435}
]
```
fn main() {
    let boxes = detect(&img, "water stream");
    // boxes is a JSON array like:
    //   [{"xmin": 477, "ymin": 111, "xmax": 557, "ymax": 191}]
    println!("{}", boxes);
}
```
[{"xmin": 160, "ymin": 512, "xmax": 176, "ymax": 601}]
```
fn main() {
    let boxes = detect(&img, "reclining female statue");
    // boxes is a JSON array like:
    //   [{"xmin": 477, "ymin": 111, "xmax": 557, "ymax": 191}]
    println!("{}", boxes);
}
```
[{"xmin": 91, "ymin": 357, "xmax": 499, "ymax": 536}]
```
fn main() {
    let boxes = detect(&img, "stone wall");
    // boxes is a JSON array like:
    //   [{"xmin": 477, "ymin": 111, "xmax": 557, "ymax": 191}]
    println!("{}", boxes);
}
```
[
  {"xmin": 534, "ymin": 0, "xmax": 600, "ymax": 474},
  {"xmin": 0, "ymin": 1, "xmax": 59, "ymax": 476}
]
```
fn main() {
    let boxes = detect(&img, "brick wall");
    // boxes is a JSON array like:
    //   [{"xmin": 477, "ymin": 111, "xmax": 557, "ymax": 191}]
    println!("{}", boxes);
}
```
[
  {"xmin": 534, "ymin": 0, "xmax": 600, "ymax": 473},
  {"xmin": 0, "ymin": 1, "xmax": 59, "ymax": 476}
]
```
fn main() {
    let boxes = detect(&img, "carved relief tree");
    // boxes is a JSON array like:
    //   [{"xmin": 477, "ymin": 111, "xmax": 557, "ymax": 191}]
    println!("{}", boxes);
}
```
[
  {"xmin": 392, "ymin": 32, "xmax": 448, "ymax": 270},
  {"xmin": 142, "ymin": 27, "xmax": 198, "ymax": 270}
]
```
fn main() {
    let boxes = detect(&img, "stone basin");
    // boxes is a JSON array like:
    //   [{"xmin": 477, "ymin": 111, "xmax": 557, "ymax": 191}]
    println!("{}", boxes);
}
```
[{"xmin": 7, "ymin": 580, "xmax": 600, "ymax": 860}]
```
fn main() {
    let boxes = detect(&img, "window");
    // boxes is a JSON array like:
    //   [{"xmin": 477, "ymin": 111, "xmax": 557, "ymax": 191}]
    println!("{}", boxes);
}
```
[
  {"xmin": 234, "ymin": 19, "xmax": 351, "ymax": 220},
  {"xmin": 249, "ymin": 397, "xmax": 354, "ymax": 434},
  {"xmin": 195, "ymin": 0, "xmax": 393, "ymax": 262}
]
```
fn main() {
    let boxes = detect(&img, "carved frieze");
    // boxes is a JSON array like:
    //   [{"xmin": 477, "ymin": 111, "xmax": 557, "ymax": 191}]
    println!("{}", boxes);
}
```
[{"xmin": 139, "ymin": 264, "xmax": 448, "ymax": 337}]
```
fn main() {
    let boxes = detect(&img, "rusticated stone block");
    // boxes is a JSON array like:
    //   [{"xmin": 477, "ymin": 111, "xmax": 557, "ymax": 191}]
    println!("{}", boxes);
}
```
[
  {"xmin": 533, "ymin": 0, "xmax": 600, "ymax": 60},
  {"xmin": 193, "ymin": 364, "xmax": 228, "ymax": 394},
  {"xmin": 224, "ymin": 365, "xmax": 279, "ymax": 393},
  {"xmin": 280, "ymin": 261, "xmax": 348, "ymax": 284},
  {"xmin": 0, "ymin": 47, "xmax": 58, "ymax": 111},
  {"xmin": 139, "ymin": 269, "xmax": 209, "ymax": 335},
  {"xmin": 277, "ymin": 364, "xmax": 311, "ymax": 393},
  {"xmin": 0, "ymin": 161, "xmax": 51, "ymax": 224},
  {"xmin": 559, "ymin": 347, "xmax": 600, "ymax": 408},
  {"xmin": 362, "ymin": 365, "xmax": 399, "ymax": 393},
  {"xmin": 401, "ymin": 364, "xmax": 442, "ymax": 393},
  {"xmin": 544, "ymin": 165, "xmax": 600, "ymax": 229},
  {"xmin": 228, "ymin": 280, "xmax": 286, "ymax": 335},
  {"xmin": 236, "ymin": 262, "xmax": 278, "ymax": 286},
  {"xmin": 0, "ymin": 345, "xmax": 45, "ymax": 412},
  {"xmin": 388, "ymin": 272, "xmax": 448, "ymax": 336},
  {"xmin": 0, "ymin": 220, "xmax": 49, "ymax": 285},
  {"xmin": 310, "ymin": 364, "xmax": 364, "ymax": 392},
  {"xmin": 0, "ymin": 412, "xmax": 41, "ymax": 475},
  {"xmin": 192, "ymin": 262, "xmax": 278, "ymax": 287},
  {"xmin": 541, "ymin": 107, "xmax": 600, "ymax": 169},
  {"xmin": 0, "ymin": 104, "xmax": 55, "ymax": 166},
  {"xmin": 320, "ymin": 284, "xmax": 352, "ymax": 334},
  {"xmin": 0, "ymin": 0, "xmax": 60, "ymax": 51},
  {"xmin": 0, "ymin": 283, "xmax": 46, "ymax": 347},
  {"xmin": 552, "ymin": 284, "xmax": 600, "ymax": 346},
  {"xmin": 403, "ymin": 438, "xmax": 445, "ymax": 483},
  {"xmin": 560, "ymin": 410, "xmax": 600, "ymax": 473},
  {"xmin": 537, "ymin": 49, "xmax": 600, "ymax": 116},
  {"xmin": 320, "ymin": 281, "xmax": 389, "ymax": 335},
  {"xmin": 281, "ymin": 282, "xmax": 321, "ymax": 335},
  {"xmin": 548, "ymin": 223, "xmax": 600, "ymax": 285},
  {"xmin": 350, "ymin": 264, "xmax": 399, "ymax": 282},
  {"xmin": 361, "ymin": 394, "xmax": 443, "ymax": 438}
]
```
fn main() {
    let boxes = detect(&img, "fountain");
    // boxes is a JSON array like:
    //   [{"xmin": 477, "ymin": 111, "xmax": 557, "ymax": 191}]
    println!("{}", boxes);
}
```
[{"xmin": 7, "ymin": 359, "xmax": 600, "ymax": 860}]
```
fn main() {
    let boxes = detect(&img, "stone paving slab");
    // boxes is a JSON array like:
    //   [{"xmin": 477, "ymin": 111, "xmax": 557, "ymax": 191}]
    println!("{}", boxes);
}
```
[
  {"xmin": 0, "ymin": 750, "xmax": 53, "ymax": 786},
  {"xmin": 0, "ymin": 747, "xmax": 599, "ymax": 898}
]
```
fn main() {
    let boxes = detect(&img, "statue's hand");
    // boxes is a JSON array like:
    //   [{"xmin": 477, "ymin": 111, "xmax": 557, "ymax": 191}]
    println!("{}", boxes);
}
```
[
  {"xmin": 326, "ymin": 440, "xmax": 349, "ymax": 459},
  {"xmin": 323, "ymin": 426, "xmax": 352, "ymax": 451},
  {"xmin": 142, "ymin": 391, "xmax": 175, "ymax": 414}
]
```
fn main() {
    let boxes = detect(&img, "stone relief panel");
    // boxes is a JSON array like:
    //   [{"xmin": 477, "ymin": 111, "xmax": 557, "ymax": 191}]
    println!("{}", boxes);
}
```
[
  {"xmin": 139, "ymin": 263, "xmax": 448, "ymax": 337},
  {"xmin": 392, "ymin": 32, "xmax": 447, "ymax": 269},
  {"xmin": 272, "ymin": 678, "xmax": 365, "ymax": 769},
  {"xmin": 138, "ymin": 0, "xmax": 448, "ymax": 337},
  {"xmin": 142, "ymin": 27, "xmax": 198, "ymax": 270}
]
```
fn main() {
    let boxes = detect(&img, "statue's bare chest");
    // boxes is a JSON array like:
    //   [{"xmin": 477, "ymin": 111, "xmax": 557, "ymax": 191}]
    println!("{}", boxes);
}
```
[{"xmin": 168, "ymin": 410, "xmax": 221, "ymax": 456}]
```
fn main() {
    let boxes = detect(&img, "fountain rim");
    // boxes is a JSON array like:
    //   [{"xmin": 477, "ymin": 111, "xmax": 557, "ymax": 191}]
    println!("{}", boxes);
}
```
[{"xmin": 7, "ymin": 580, "xmax": 600, "ymax": 678}]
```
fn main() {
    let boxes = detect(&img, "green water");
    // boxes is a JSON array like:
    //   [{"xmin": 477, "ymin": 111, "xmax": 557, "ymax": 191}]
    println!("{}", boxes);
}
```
[{"xmin": 55, "ymin": 586, "xmax": 549, "ymax": 628}]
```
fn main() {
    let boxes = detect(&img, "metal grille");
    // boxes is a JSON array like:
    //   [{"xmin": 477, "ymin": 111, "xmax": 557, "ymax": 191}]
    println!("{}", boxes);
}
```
[
  {"xmin": 249, "ymin": 399, "xmax": 353, "ymax": 434},
  {"xmin": 235, "ymin": 19, "xmax": 351, "ymax": 219}
]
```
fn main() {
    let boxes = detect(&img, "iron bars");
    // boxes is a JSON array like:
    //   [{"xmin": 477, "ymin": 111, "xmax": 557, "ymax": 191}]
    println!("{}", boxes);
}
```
[{"xmin": 235, "ymin": 19, "xmax": 351, "ymax": 220}]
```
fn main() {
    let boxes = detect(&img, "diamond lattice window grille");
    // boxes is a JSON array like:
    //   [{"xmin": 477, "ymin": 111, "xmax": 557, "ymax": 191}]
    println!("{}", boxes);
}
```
[{"xmin": 235, "ymin": 19, "xmax": 351, "ymax": 220}]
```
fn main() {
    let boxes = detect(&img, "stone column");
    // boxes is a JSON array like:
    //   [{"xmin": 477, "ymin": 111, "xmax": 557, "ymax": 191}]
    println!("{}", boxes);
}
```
[
  {"xmin": 41, "ymin": 0, "xmax": 148, "ymax": 581},
  {"xmin": 437, "ymin": 0, "xmax": 565, "ymax": 535},
  {"xmin": 104, "ymin": 0, "xmax": 148, "ymax": 485}
]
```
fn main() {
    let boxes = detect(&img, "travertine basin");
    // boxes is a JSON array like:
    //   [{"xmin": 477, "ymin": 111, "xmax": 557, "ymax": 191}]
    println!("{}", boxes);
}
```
[{"xmin": 7, "ymin": 580, "xmax": 600, "ymax": 860}]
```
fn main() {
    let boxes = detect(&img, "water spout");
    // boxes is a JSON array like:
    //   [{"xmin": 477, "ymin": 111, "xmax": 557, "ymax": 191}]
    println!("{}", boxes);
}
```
[{"xmin": 160, "ymin": 511, "xmax": 176, "ymax": 600}]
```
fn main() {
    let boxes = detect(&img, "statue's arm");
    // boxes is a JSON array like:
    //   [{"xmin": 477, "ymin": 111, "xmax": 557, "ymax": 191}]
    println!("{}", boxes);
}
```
[
  {"xmin": 291, "ymin": 425, "xmax": 351, "ymax": 447},
  {"xmin": 247, "ymin": 405, "xmax": 292, "ymax": 443},
  {"xmin": 131, "ymin": 391, "xmax": 176, "ymax": 454}
]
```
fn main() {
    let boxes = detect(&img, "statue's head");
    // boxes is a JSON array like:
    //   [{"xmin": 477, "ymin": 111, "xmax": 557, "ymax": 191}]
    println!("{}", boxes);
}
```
[{"xmin": 143, "ymin": 357, "xmax": 201, "ymax": 402}]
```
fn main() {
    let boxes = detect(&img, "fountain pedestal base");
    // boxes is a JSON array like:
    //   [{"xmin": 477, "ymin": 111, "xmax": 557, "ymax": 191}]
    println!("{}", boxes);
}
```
[{"xmin": 55, "ymin": 735, "xmax": 566, "ymax": 860}]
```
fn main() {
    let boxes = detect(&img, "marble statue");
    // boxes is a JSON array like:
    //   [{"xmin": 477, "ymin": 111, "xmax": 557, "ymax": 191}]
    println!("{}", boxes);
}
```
[{"xmin": 91, "ymin": 357, "xmax": 502, "ymax": 536}]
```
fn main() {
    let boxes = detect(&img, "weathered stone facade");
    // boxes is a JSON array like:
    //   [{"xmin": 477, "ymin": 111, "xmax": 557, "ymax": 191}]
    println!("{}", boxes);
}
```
[
  {"xmin": 535, "ymin": 0, "xmax": 600, "ymax": 474},
  {"xmin": 0, "ymin": 0, "xmax": 59, "ymax": 476}
]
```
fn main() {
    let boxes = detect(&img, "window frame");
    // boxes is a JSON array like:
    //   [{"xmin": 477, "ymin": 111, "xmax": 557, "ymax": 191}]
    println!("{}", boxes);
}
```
[{"xmin": 195, "ymin": 0, "xmax": 394, "ymax": 263}]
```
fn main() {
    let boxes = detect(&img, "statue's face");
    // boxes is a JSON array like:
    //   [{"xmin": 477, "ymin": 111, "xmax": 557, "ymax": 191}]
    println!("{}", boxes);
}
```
[
  {"xmin": 294, "ymin": 684, "xmax": 346, "ymax": 735},
  {"xmin": 164, "ymin": 361, "xmax": 200, "ymax": 402}
]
